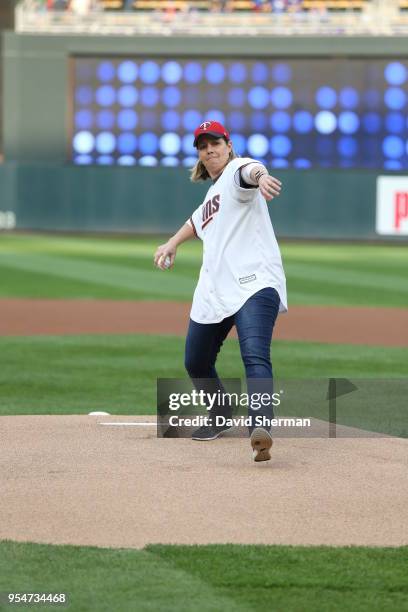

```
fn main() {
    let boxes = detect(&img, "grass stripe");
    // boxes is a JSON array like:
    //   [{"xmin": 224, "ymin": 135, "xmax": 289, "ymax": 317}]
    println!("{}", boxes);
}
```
[
  {"xmin": 1, "ymin": 334, "xmax": 407, "ymax": 416},
  {"xmin": 0, "ymin": 235, "xmax": 407, "ymax": 306},
  {"xmin": 1, "ymin": 541, "xmax": 407, "ymax": 612},
  {"xmin": 0, "ymin": 254, "xmax": 195, "ymax": 298},
  {"xmin": 0, "ymin": 541, "xmax": 246, "ymax": 612},
  {"xmin": 287, "ymin": 280, "xmax": 408, "ymax": 307},
  {"xmin": 1, "ymin": 234, "xmax": 407, "ymax": 259},
  {"xmin": 148, "ymin": 544, "xmax": 408, "ymax": 612},
  {"xmin": 280, "ymin": 242, "xmax": 408, "ymax": 263},
  {"xmin": 285, "ymin": 262, "xmax": 408, "ymax": 293}
]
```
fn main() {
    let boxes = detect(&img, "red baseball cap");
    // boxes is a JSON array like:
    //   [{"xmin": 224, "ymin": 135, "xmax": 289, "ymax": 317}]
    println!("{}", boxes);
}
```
[{"xmin": 193, "ymin": 120, "xmax": 230, "ymax": 147}]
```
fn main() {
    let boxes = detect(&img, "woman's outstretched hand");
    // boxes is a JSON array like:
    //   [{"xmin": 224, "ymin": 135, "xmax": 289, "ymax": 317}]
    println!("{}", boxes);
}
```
[{"xmin": 258, "ymin": 175, "xmax": 282, "ymax": 201}]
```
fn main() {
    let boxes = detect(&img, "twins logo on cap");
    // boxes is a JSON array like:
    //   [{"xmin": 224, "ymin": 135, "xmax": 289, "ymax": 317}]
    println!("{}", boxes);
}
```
[{"xmin": 193, "ymin": 120, "xmax": 230, "ymax": 147}]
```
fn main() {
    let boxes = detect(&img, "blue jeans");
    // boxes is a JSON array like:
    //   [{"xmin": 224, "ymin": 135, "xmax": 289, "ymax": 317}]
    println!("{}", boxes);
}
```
[{"xmin": 184, "ymin": 287, "xmax": 280, "ymax": 432}]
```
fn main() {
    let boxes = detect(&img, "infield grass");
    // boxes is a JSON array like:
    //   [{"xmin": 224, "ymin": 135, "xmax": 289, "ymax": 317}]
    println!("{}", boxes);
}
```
[
  {"xmin": 0, "ymin": 233, "xmax": 407, "ymax": 306},
  {"xmin": 1, "ymin": 334, "xmax": 408, "ymax": 415},
  {"xmin": 1, "ymin": 234, "xmax": 408, "ymax": 611},
  {"xmin": 1, "ymin": 334, "xmax": 407, "ymax": 436},
  {"xmin": 0, "ymin": 541, "xmax": 407, "ymax": 612}
]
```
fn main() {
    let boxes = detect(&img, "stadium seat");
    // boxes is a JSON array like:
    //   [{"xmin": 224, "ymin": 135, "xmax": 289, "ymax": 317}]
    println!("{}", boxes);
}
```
[
  {"xmin": 101, "ymin": 0, "xmax": 126, "ymax": 8},
  {"xmin": 302, "ymin": 0, "xmax": 366, "ymax": 11},
  {"xmin": 126, "ymin": 0, "xmax": 211, "ymax": 9},
  {"xmin": 96, "ymin": 0, "xmax": 370, "ymax": 10}
]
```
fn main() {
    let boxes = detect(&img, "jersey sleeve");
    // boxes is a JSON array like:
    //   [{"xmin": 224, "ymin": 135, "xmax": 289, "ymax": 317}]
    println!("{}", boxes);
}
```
[
  {"xmin": 234, "ymin": 162, "xmax": 264, "ymax": 189},
  {"xmin": 230, "ymin": 158, "xmax": 262, "ymax": 202},
  {"xmin": 185, "ymin": 205, "xmax": 203, "ymax": 240}
]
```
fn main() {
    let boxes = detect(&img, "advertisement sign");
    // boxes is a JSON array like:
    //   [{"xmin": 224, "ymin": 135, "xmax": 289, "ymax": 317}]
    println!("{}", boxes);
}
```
[{"xmin": 376, "ymin": 177, "xmax": 408, "ymax": 236}]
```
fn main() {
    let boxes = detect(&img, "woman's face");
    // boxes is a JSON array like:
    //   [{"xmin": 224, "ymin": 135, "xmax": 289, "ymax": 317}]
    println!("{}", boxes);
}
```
[{"xmin": 197, "ymin": 135, "xmax": 232, "ymax": 178}]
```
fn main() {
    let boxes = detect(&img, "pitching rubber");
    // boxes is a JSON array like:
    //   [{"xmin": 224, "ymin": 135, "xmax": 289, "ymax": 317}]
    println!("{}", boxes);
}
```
[{"xmin": 250, "ymin": 427, "xmax": 273, "ymax": 462}]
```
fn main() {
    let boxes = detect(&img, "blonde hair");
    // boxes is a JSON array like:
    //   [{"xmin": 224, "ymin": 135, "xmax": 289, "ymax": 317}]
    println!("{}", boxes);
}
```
[{"xmin": 190, "ymin": 147, "xmax": 237, "ymax": 183}]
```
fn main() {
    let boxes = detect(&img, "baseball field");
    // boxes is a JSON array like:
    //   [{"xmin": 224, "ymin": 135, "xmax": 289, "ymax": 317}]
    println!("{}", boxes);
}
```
[{"xmin": 0, "ymin": 233, "xmax": 407, "ymax": 611}]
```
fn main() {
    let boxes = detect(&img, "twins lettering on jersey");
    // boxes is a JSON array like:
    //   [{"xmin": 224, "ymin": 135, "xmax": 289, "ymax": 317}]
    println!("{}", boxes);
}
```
[{"xmin": 202, "ymin": 194, "xmax": 220, "ymax": 230}]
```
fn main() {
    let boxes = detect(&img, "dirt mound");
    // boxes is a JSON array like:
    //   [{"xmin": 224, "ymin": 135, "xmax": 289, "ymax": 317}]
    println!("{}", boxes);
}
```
[{"xmin": 1, "ymin": 415, "xmax": 407, "ymax": 548}]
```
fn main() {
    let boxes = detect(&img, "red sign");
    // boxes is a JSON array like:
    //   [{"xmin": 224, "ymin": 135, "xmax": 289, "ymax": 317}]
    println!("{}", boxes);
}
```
[
  {"xmin": 394, "ymin": 192, "xmax": 408, "ymax": 230},
  {"xmin": 377, "ymin": 177, "xmax": 408, "ymax": 236}
]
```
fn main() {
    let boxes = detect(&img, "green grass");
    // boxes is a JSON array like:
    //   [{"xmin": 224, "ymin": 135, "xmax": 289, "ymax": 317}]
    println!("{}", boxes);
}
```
[
  {"xmin": 1, "ymin": 334, "xmax": 407, "ymax": 419},
  {"xmin": 1, "ymin": 234, "xmax": 407, "ymax": 610},
  {"xmin": 0, "ymin": 541, "xmax": 407, "ymax": 611},
  {"xmin": 1, "ymin": 233, "xmax": 407, "ymax": 306}
]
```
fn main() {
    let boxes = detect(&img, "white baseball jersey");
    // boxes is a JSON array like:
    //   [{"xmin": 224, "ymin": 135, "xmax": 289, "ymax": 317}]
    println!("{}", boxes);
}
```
[{"xmin": 187, "ymin": 157, "xmax": 287, "ymax": 324}]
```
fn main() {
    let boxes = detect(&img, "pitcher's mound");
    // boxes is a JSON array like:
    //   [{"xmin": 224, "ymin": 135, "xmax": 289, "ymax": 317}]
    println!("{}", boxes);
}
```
[{"xmin": 1, "ymin": 415, "xmax": 407, "ymax": 548}]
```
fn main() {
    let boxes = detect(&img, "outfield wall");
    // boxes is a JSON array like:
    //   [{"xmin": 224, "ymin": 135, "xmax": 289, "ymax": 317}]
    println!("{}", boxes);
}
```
[
  {"xmin": 1, "ymin": 32, "xmax": 408, "ymax": 239},
  {"xmin": 0, "ymin": 163, "xmax": 381, "ymax": 238}
]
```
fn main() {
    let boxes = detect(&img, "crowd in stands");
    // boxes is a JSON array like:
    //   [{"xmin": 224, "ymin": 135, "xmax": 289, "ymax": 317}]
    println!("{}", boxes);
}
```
[
  {"xmin": 19, "ymin": 0, "xmax": 406, "ymax": 35},
  {"xmin": 24, "ymin": 0, "xmax": 362, "ymax": 13},
  {"xmin": 25, "ymin": 1, "xmax": 95, "ymax": 12}
]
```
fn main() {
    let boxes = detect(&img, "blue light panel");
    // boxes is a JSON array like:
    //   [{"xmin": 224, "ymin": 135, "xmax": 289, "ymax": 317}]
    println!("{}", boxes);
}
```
[{"xmin": 72, "ymin": 58, "xmax": 408, "ymax": 169}]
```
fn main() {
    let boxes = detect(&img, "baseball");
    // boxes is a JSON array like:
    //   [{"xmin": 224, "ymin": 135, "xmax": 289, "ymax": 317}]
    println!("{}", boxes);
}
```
[{"xmin": 159, "ymin": 255, "xmax": 171, "ymax": 269}]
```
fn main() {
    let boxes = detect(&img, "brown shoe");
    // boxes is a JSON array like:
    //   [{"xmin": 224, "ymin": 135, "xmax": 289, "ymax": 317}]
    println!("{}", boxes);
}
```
[{"xmin": 250, "ymin": 427, "xmax": 273, "ymax": 462}]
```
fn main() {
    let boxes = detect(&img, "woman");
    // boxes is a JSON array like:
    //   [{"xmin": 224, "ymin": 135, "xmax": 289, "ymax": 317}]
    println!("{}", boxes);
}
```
[{"xmin": 154, "ymin": 120, "xmax": 287, "ymax": 462}]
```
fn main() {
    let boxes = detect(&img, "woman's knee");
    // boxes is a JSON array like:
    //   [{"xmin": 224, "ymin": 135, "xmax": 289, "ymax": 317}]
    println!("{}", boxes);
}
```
[
  {"xmin": 242, "ymin": 355, "xmax": 272, "ymax": 378},
  {"xmin": 184, "ymin": 354, "xmax": 200, "ymax": 377},
  {"xmin": 184, "ymin": 353, "xmax": 214, "ymax": 378},
  {"xmin": 239, "ymin": 338, "xmax": 272, "ymax": 377}
]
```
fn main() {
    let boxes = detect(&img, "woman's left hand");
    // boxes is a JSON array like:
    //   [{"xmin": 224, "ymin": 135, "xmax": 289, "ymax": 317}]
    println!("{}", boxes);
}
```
[{"xmin": 258, "ymin": 175, "xmax": 282, "ymax": 201}]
